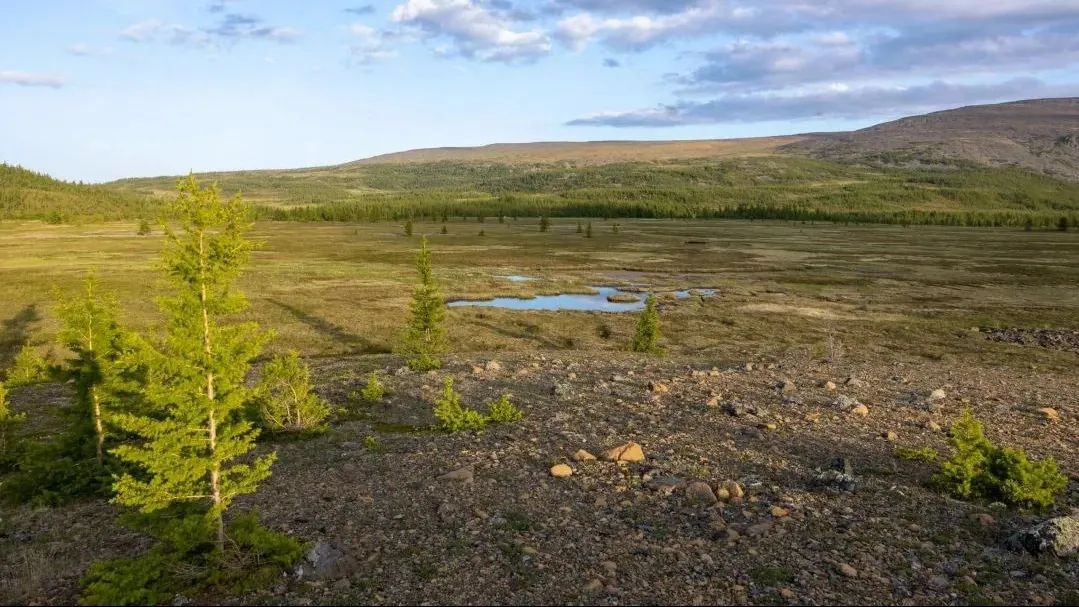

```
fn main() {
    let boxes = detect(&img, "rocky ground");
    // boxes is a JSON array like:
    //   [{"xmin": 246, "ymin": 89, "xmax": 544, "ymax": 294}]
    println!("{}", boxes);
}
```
[
  {"xmin": 2, "ymin": 350, "xmax": 1077, "ymax": 606},
  {"xmin": 980, "ymin": 327, "xmax": 1079, "ymax": 354}
]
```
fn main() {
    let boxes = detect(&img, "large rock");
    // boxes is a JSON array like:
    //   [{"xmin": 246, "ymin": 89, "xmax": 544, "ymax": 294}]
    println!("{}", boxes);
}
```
[
  {"xmin": 834, "ymin": 395, "xmax": 858, "ymax": 411},
  {"xmin": 685, "ymin": 481, "xmax": 718, "ymax": 504},
  {"xmin": 550, "ymin": 464, "xmax": 573, "ymax": 478},
  {"xmin": 1006, "ymin": 515, "xmax": 1079, "ymax": 557},
  {"xmin": 296, "ymin": 541, "xmax": 345, "ymax": 580},
  {"xmin": 603, "ymin": 442, "xmax": 645, "ymax": 462}
]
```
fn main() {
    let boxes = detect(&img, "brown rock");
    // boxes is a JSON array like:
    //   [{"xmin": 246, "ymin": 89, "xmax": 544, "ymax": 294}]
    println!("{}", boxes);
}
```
[
  {"xmin": 649, "ymin": 381, "xmax": 669, "ymax": 393},
  {"xmin": 706, "ymin": 396, "xmax": 721, "ymax": 408},
  {"xmin": 779, "ymin": 588, "xmax": 795, "ymax": 599},
  {"xmin": 550, "ymin": 464, "xmax": 573, "ymax": 478},
  {"xmin": 604, "ymin": 442, "xmax": 645, "ymax": 462},
  {"xmin": 719, "ymin": 480, "xmax": 744, "ymax": 499},
  {"xmin": 838, "ymin": 563, "xmax": 858, "ymax": 578},
  {"xmin": 824, "ymin": 381, "xmax": 837, "ymax": 391},
  {"xmin": 574, "ymin": 449, "xmax": 597, "ymax": 461},
  {"xmin": 715, "ymin": 487, "xmax": 731, "ymax": 500},
  {"xmin": 883, "ymin": 430, "xmax": 898, "ymax": 441},
  {"xmin": 1037, "ymin": 407, "xmax": 1060, "ymax": 422},
  {"xmin": 770, "ymin": 505, "xmax": 790, "ymax": 518},
  {"xmin": 685, "ymin": 481, "xmax": 718, "ymax": 504},
  {"xmin": 852, "ymin": 404, "xmax": 869, "ymax": 417}
]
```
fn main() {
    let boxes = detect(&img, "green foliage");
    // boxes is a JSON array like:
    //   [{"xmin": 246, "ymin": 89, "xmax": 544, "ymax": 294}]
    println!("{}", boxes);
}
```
[
  {"xmin": 895, "ymin": 446, "xmax": 939, "ymax": 462},
  {"xmin": 585, "ymin": 221, "xmax": 593, "ymax": 238},
  {"xmin": 0, "ymin": 382, "xmax": 26, "ymax": 463},
  {"xmin": 631, "ymin": 294, "xmax": 663, "ymax": 355},
  {"xmin": 398, "ymin": 237, "xmax": 447, "ymax": 371},
  {"xmin": 404, "ymin": 219, "xmax": 413, "ymax": 236},
  {"xmin": 487, "ymin": 393, "xmax": 522, "ymax": 423},
  {"xmin": 433, "ymin": 377, "xmax": 486, "ymax": 432},
  {"xmin": 80, "ymin": 510, "xmax": 302, "ymax": 606},
  {"xmin": 539, "ymin": 216, "xmax": 549, "ymax": 232},
  {"xmin": 0, "ymin": 163, "xmax": 153, "ymax": 222},
  {"xmin": 53, "ymin": 269, "xmax": 138, "ymax": 466},
  {"xmin": 254, "ymin": 351, "xmax": 331, "ymax": 433},
  {"xmin": 110, "ymin": 174, "xmax": 275, "ymax": 552},
  {"xmin": 6, "ymin": 344, "xmax": 48, "ymax": 386},
  {"xmin": 360, "ymin": 370, "xmax": 385, "ymax": 403},
  {"xmin": 1061, "ymin": 216, "xmax": 1070, "ymax": 231},
  {"xmin": 137, "ymin": 219, "xmax": 151, "ymax": 235},
  {"xmin": 364, "ymin": 435, "xmax": 382, "ymax": 451},
  {"xmin": 440, "ymin": 224, "xmax": 448, "ymax": 234},
  {"xmin": 932, "ymin": 410, "xmax": 1067, "ymax": 511}
]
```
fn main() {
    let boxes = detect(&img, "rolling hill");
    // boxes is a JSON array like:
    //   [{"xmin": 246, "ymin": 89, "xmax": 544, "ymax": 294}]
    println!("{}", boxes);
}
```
[{"xmin": 0, "ymin": 163, "xmax": 151, "ymax": 222}]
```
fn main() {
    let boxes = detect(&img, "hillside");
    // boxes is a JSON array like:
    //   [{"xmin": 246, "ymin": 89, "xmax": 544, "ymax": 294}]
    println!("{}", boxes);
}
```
[
  {"xmin": 0, "ymin": 163, "xmax": 152, "ymax": 222},
  {"xmin": 784, "ymin": 98, "xmax": 1079, "ymax": 178},
  {"xmin": 346, "ymin": 136, "xmax": 806, "ymax": 165}
]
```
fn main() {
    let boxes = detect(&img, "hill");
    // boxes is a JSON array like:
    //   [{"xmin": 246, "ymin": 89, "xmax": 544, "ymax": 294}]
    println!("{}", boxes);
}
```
[
  {"xmin": 784, "ymin": 98, "xmax": 1079, "ymax": 178},
  {"xmin": 346, "ymin": 136, "xmax": 806, "ymax": 166},
  {"xmin": 0, "ymin": 163, "xmax": 152, "ymax": 222}
]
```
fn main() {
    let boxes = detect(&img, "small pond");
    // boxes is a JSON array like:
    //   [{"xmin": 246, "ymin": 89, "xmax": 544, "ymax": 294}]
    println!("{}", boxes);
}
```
[{"xmin": 448, "ymin": 286, "xmax": 715, "ymax": 312}]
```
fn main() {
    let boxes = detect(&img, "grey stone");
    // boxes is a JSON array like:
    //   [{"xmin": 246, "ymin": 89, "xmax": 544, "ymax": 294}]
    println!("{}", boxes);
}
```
[
  {"xmin": 298, "ymin": 541, "xmax": 345, "ymax": 580},
  {"xmin": 834, "ymin": 395, "xmax": 858, "ymax": 411},
  {"xmin": 552, "ymin": 382, "xmax": 574, "ymax": 399},
  {"xmin": 1006, "ymin": 515, "xmax": 1079, "ymax": 557}
]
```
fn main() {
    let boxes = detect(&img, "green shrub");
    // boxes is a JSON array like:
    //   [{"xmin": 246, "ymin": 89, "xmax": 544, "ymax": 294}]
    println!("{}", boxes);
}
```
[
  {"xmin": 433, "ymin": 377, "xmax": 486, "ymax": 432},
  {"xmin": 631, "ymin": 294, "xmax": 664, "ymax": 355},
  {"xmin": 932, "ymin": 410, "xmax": 1067, "ymax": 511},
  {"xmin": 364, "ymin": 435, "xmax": 382, "ymax": 451},
  {"xmin": 136, "ymin": 219, "xmax": 151, "ymax": 235},
  {"xmin": 360, "ymin": 371, "xmax": 385, "ymax": 403},
  {"xmin": 254, "ymin": 351, "xmax": 331, "ymax": 433},
  {"xmin": 408, "ymin": 355, "xmax": 442, "ymax": 371},
  {"xmin": 6, "ymin": 345, "xmax": 48, "ymax": 386},
  {"xmin": 487, "ymin": 393, "xmax": 523, "ymax": 423},
  {"xmin": 0, "ymin": 382, "xmax": 26, "ymax": 466},
  {"xmin": 895, "ymin": 447, "xmax": 938, "ymax": 462},
  {"xmin": 80, "ymin": 510, "xmax": 302, "ymax": 606}
]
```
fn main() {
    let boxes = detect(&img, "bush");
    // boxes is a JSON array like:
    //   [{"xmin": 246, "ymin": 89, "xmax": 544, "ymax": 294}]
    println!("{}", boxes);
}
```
[
  {"xmin": 360, "ymin": 371, "xmax": 385, "ymax": 403},
  {"xmin": 81, "ymin": 509, "xmax": 302, "ymax": 606},
  {"xmin": 487, "ymin": 393, "xmax": 523, "ymax": 422},
  {"xmin": 433, "ymin": 377, "xmax": 486, "ymax": 432},
  {"xmin": 895, "ymin": 447, "xmax": 938, "ymax": 462},
  {"xmin": 408, "ymin": 355, "xmax": 442, "ymax": 371},
  {"xmin": 136, "ymin": 219, "xmax": 151, "ymax": 235},
  {"xmin": 932, "ymin": 410, "xmax": 1067, "ymax": 511},
  {"xmin": 0, "ymin": 382, "xmax": 26, "ymax": 466},
  {"xmin": 254, "ymin": 351, "xmax": 331, "ymax": 433},
  {"xmin": 6, "ymin": 345, "xmax": 48, "ymax": 386},
  {"xmin": 364, "ymin": 435, "xmax": 382, "ymax": 451}
]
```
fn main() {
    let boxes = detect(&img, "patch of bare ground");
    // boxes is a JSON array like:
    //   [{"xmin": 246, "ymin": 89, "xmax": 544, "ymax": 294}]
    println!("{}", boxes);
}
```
[{"xmin": 3, "ymin": 349, "xmax": 1077, "ymax": 605}]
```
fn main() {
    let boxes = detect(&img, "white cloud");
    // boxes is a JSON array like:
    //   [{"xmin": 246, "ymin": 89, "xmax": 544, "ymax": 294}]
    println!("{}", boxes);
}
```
[
  {"xmin": 390, "ymin": 0, "xmax": 551, "ymax": 62},
  {"xmin": 0, "ymin": 71, "xmax": 67, "ymax": 88}
]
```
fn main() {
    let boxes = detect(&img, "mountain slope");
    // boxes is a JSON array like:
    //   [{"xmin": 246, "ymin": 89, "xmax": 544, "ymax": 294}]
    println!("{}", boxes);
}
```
[{"xmin": 784, "ymin": 98, "xmax": 1079, "ymax": 178}]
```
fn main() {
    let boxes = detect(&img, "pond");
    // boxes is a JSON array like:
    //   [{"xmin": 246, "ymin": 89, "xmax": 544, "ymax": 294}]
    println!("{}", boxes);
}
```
[{"xmin": 448, "ymin": 286, "xmax": 715, "ymax": 312}]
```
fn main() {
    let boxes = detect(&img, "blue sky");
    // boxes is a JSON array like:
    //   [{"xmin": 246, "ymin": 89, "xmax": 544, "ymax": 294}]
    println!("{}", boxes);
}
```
[{"xmin": 3, "ymin": 0, "xmax": 1078, "ymax": 182}]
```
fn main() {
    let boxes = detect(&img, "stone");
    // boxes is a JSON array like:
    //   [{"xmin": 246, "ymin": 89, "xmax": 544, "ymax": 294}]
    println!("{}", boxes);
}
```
[
  {"xmin": 838, "ymin": 563, "xmax": 859, "ymax": 578},
  {"xmin": 835, "ymin": 395, "xmax": 858, "ymax": 411},
  {"xmin": 852, "ymin": 404, "xmax": 869, "ymax": 417},
  {"xmin": 844, "ymin": 376, "xmax": 866, "ymax": 387},
  {"xmin": 722, "ymin": 402, "xmax": 748, "ymax": 417},
  {"xmin": 706, "ymin": 396, "xmax": 721, "ymax": 408},
  {"xmin": 611, "ymin": 374, "xmax": 628, "ymax": 382},
  {"xmin": 715, "ymin": 487, "xmax": 730, "ymax": 500},
  {"xmin": 550, "ymin": 464, "xmax": 573, "ymax": 478},
  {"xmin": 485, "ymin": 360, "xmax": 502, "ymax": 372},
  {"xmin": 779, "ymin": 588, "xmax": 795, "ymax": 599},
  {"xmin": 719, "ymin": 480, "xmax": 744, "ymax": 499},
  {"xmin": 439, "ymin": 467, "xmax": 474, "ymax": 483},
  {"xmin": 760, "ymin": 422, "xmax": 778, "ymax": 431},
  {"xmin": 883, "ymin": 430, "xmax": 898, "ymax": 441},
  {"xmin": 779, "ymin": 379, "xmax": 796, "ymax": 393},
  {"xmin": 815, "ymin": 470, "xmax": 857, "ymax": 492},
  {"xmin": 551, "ymin": 383, "xmax": 574, "ymax": 399},
  {"xmin": 685, "ymin": 481, "xmax": 718, "ymax": 504},
  {"xmin": 745, "ymin": 362, "xmax": 754, "ymax": 371},
  {"xmin": 824, "ymin": 381, "xmax": 837, "ymax": 391},
  {"xmin": 574, "ymin": 449, "xmax": 597, "ymax": 461},
  {"xmin": 928, "ymin": 575, "xmax": 950, "ymax": 591},
  {"xmin": 1006, "ymin": 515, "xmax": 1079, "ymax": 557},
  {"xmin": 298, "ymin": 541, "xmax": 345, "ymax": 580},
  {"xmin": 649, "ymin": 381, "xmax": 669, "ymax": 393},
  {"xmin": 584, "ymin": 579, "xmax": 604, "ymax": 593},
  {"xmin": 929, "ymin": 389, "xmax": 947, "ymax": 401},
  {"xmin": 603, "ymin": 442, "xmax": 645, "ymax": 463},
  {"xmin": 471, "ymin": 365, "xmax": 484, "ymax": 375},
  {"xmin": 770, "ymin": 505, "xmax": 789, "ymax": 518},
  {"xmin": 1037, "ymin": 407, "xmax": 1059, "ymax": 422}
]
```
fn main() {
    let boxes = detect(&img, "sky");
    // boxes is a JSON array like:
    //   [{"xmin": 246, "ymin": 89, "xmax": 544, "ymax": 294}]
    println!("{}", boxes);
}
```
[{"xmin": 3, "ymin": 0, "xmax": 1079, "ymax": 183}]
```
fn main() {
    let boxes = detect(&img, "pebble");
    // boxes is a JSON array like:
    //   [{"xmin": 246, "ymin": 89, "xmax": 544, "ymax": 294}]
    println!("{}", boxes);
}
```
[
  {"xmin": 584, "ymin": 579, "xmax": 604, "ymax": 592},
  {"xmin": 779, "ymin": 379, "xmax": 796, "ymax": 393},
  {"xmin": 835, "ymin": 395, "xmax": 858, "ymax": 411},
  {"xmin": 883, "ymin": 430, "xmax": 898, "ymax": 441},
  {"xmin": 603, "ymin": 442, "xmax": 645, "ymax": 462},
  {"xmin": 719, "ymin": 480, "xmax": 744, "ymax": 499},
  {"xmin": 824, "ymin": 381, "xmax": 837, "ymax": 391},
  {"xmin": 685, "ymin": 481, "xmax": 718, "ymax": 504},
  {"xmin": 838, "ymin": 563, "xmax": 859, "ymax": 578},
  {"xmin": 439, "ymin": 467, "xmax": 474, "ymax": 483},
  {"xmin": 929, "ymin": 388, "xmax": 947, "ymax": 401},
  {"xmin": 550, "ymin": 464, "xmax": 573, "ymax": 478},
  {"xmin": 779, "ymin": 588, "xmax": 795, "ymax": 599},
  {"xmin": 574, "ymin": 449, "xmax": 597, "ymax": 461},
  {"xmin": 852, "ymin": 404, "xmax": 869, "ymax": 417},
  {"xmin": 770, "ymin": 505, "xmax": 789, "ymax": 518}
]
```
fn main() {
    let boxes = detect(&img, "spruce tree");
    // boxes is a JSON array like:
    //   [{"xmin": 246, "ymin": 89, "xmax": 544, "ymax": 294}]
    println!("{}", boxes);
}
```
[
  {"xmin": 404, "ymin": 219, "xmax": 413, "ymax": 236},
  {"xmin": 111, "ymin": 174, "xmax": 274, "ymax": 554},
  {"xmin": 53, "ymin": 269, "xmax": 130, "ymax": 465},
  {"xmin": 400, "ymin": 236, "xmax": 447, "ymax": 371},
  {"xmin": 0, "ymin": 381, "xmax": 25, "ymax": 460},
  {"xmin": 586, "ymin": 221, "xmax": 593, "ymax": 238},
  {"xmin": 631, "ymin": 294, "xmax": 663, "ymax": 354},
  {"xmin": 539, "ymin": 216, "xmax": 550, "ymax": 232},
  {"xmin": 441, "ymin": 224, "xmax": 448, "ymax": 234}
]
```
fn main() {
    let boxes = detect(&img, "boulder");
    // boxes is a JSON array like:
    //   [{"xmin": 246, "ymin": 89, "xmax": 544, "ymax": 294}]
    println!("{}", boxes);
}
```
[
  {"xmin": 603, "ymin": 442, "xmax": 645, "ymax": 462},
  {"xmin": 1006, "ymin": 515, "xmax": 1079, "ymax": 557}
]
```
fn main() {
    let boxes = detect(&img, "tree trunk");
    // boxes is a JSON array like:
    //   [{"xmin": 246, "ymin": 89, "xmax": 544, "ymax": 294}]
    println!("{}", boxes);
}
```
[{"xmin": 199, "ymin": 232, "xmax": 225, "ymax": 553}]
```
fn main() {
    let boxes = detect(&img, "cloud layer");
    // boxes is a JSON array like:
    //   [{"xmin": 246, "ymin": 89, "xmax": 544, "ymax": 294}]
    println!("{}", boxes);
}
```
[{"xmin": 0, "ymin": 71, "xmax": 67, "ymax": 88}]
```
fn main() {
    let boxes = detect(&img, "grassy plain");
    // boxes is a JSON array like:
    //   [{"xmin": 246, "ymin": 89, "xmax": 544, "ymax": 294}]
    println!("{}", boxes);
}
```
[{"xmin": 2, "ymin": 218, "xmax": 1077, "ymax": 372}]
